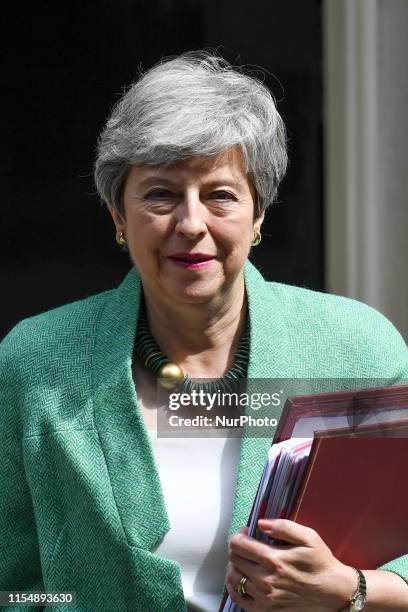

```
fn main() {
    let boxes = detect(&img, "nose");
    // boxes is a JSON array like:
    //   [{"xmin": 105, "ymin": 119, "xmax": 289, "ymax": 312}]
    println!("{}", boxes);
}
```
[{"xmin": 174, "ymin": 188, "xmax": 207, "ymax": 240}]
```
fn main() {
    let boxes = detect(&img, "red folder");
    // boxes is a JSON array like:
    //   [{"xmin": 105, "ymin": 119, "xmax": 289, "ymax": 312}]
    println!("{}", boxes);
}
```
[
  {"xmin": 219, "ymin": 385, "xmax": 408, "ymax": 611},
  {"xmin": 283, "ymin": 386, "xmax": 408, "ymax": 568},
  {"xmin": 274, "ymin": 384, "xmax": 408, "ymax": 443},
  {"xmin": 288, "ymin": 435, "xmax": 408, "ymax": 568}
]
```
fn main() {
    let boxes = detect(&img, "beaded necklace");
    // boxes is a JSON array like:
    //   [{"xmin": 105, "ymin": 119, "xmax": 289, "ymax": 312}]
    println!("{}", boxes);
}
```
[{"xmin": 133, "ymin": 293, "xmax": 250, "ymax": 395}]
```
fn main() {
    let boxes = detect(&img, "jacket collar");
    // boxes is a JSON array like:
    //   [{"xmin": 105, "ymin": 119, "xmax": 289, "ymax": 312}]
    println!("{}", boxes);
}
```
[
  {"xmin": 229, "ymin": 261, "xmax": 289, "ymax": 536},
  {"xmin": 92, "ymin": 260, "xmax": 288, "ymax": 549}
]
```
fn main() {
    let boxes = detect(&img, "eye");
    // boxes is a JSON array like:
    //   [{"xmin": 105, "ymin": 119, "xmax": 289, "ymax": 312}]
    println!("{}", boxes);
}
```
[
  {"xmin": 211, "ymin": 190, "xmax": 236, "ymax": 201},
  {"xmin": 144, "ymin": 188, "xmax": 176, "ymax": 201}
]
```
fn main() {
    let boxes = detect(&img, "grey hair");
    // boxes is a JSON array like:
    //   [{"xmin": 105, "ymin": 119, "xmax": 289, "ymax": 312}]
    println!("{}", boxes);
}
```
[{"xmin": 94, "ymin": 50, "xmax": 288, "ymax": 218}]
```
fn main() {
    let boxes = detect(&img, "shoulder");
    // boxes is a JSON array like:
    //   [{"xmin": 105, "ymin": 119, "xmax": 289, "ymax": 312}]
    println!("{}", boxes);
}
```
[
  {"xmin": 0, "ymin": 287, "xmax": 114, "ymax": 377},
  {"xmin": 265, "ymin": 280, "xmax": 408, "ymax": 378},
  {"xmin": 267, "ymin": 280, "xmax": 392, "ymax": 327},
  {"xmin": 0, "ymin": 287, "xmax": 117, "ymax": 433},
  {"xmin": 266, "ymin": 279, "xmax": 400, "ymax": 332}
]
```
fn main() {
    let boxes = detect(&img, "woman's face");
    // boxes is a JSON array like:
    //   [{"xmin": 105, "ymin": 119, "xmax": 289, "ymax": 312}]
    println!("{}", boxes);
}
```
[{"xmin": 109, "ymin": 146, "xmax": 264, "ymax": 306}]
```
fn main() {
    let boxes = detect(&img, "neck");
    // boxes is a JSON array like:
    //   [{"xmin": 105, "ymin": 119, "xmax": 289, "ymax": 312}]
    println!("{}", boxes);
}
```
[{"xmin": 141, "ymin": 275, "xmax": 247, "ymax": 377}]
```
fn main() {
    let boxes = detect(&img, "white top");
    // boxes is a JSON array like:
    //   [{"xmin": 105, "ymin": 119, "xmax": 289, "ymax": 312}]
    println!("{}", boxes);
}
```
[{"xmin": 148, "ymin": 429, "xmax": 242, "ymax": 612}]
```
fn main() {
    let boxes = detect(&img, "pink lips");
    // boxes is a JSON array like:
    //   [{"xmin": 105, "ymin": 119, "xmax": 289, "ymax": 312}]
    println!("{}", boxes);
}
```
[{"xmin": 167, "ymin": 252, "xmax": 216, "ymax": 269}]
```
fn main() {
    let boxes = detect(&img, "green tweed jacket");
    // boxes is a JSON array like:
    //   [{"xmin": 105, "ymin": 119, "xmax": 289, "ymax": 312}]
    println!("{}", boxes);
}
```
[{"xmin": 1, "ymin": 261, "xmax": 407, "ymax": 611}]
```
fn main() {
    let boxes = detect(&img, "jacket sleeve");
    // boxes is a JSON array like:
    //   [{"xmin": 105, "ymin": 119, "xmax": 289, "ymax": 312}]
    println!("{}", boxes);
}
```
[
  {"xmin": 0, "ymin": 324, "xmax": 45, "ymax": 610},
  {"xmin": 380, "ymin": 555, "xmax": 408, "ymax": 584}
]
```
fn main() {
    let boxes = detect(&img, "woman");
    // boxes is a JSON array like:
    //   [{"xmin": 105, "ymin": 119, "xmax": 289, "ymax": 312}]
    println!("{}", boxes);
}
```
[{"xmin": 1, "ymin": 51, "xmax": 407, "ymax": 612}]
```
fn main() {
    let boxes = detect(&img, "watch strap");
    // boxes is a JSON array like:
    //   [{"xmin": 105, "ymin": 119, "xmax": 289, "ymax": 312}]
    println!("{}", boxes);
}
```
[{"xmin": 349, "ymin": 568, "xmax": 367, "ymax": 611}]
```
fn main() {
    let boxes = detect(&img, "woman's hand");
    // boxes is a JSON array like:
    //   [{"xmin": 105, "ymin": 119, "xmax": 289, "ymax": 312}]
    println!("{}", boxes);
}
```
[{"xmin": 225, "ymin": 518, "xmax": 356, "ymax": 611}]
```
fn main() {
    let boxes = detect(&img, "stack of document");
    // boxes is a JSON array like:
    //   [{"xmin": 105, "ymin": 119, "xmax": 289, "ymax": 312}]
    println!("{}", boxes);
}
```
[
  {"xmin": 220, "ymin": 384, "xmax": 408, "ymax": 612},
  {"xmin": 247, "ymin": 438, "xmax": 312, "ymax": 542}
]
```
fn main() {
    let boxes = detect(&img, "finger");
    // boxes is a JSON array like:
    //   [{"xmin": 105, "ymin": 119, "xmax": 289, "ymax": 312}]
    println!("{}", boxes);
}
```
[
  {"xmin": 229, "ymin": 532, "xmax": 284, "ymax": 567},
  {"xmin": 228, "ymin": 526, "xmax": 249, "ymax": 546},
  {"xmin": 228, "ymin": 551, "xmax": 262, "ymax": 583},
  {"xmin": 257, "ymin": 518, "xmax": 318, "ymax": 547},
  {"xmin": 229, "ymin": 531, "xmax": 309, "ymax": 573},
  {"xmin": 228, "ymin": 526, "xmax": 249, "ymax": 554},
  {"xmin": 226, "ymin": 581, "xmax": 256, "ymax": 611},
  {"xmin": 236, "ymin": 526, "xmax": 249, "ymax": 537},
  {"xmin": 225, "ymin": 561, "xmax": 257, "ymax": 599}
]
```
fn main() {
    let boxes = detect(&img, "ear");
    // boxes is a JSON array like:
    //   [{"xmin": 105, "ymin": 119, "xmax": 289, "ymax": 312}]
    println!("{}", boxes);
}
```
[
  {"xmin": 253, "ymin": 210, "xmax": 265, "ymax": 234},
  {"xmin": 107, "ymin": 205, "xmax": 126, "ymax": 232}
]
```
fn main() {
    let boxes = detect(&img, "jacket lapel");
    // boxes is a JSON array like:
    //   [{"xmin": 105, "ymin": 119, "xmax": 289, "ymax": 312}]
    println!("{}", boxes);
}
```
[
  {"xmin": 92, "ymin": 267, "xmax": 170, "ymax": 550},
  {"xmin": 227, "ymin": 261, "xmax": 289, "ymax": 537}
]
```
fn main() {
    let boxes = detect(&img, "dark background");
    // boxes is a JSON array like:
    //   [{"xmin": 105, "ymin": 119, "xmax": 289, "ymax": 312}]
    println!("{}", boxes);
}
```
[{"xmin": 1, "ymin": 0, "xmax": 323, "ymax": 339}]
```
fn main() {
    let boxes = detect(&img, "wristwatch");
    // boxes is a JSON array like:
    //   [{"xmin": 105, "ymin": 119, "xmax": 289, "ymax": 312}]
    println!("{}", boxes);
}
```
[{"xmin": 348, "ymin": 568, "xmax": 367, "ymax": 611}]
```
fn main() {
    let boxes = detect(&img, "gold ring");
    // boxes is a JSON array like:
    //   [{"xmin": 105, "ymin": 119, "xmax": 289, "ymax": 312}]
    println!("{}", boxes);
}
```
[{"xmin": 237, "ymin": 576, "xmax": 248, "ymax": 597}]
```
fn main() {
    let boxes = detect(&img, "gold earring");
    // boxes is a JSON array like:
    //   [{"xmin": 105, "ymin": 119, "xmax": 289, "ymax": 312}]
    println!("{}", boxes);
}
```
[
  {"xmin": 116, "ymin": 230, "xmax": 127, "ymax": 248},
  {"xmin": 252, "ymin": 231, "xmax": 262, "ymax": 246}
]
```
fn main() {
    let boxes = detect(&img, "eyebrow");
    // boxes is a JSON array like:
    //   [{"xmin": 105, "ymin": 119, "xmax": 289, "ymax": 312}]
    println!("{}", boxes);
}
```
[
  {"xmin": 137, "ymin": 177, "xmax": 178, "ymax": 189},
  {"xmin": 137, "ymin": 176, "xmax": 245, "ymax": 191}
]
